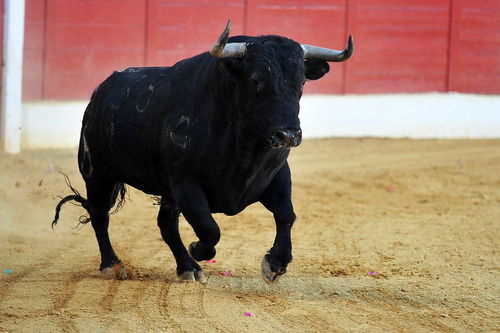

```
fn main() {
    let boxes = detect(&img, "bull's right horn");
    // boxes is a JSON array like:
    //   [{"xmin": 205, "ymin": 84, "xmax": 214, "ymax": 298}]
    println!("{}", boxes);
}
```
[
  {"xmin": 210, "ymin": 20, "xmax": 247, "ymax": 58},
  {"xmin": 301, "ymin": 35, "xmax": 354, "ymax": 62}
]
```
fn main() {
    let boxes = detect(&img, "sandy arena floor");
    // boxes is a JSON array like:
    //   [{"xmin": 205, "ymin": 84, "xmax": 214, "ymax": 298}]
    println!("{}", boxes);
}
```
[{"xmin": 0, "ymin": 138, "xmax": 499, "ymax": 332}]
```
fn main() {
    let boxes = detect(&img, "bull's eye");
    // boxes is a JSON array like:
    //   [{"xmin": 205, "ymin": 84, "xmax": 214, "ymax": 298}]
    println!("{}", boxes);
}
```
[{"xmin": 249, "ymin": 78, "xmax": 263, "ymax": 91}]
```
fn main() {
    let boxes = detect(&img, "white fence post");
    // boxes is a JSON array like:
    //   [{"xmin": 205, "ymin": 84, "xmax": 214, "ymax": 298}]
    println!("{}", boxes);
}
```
[{"xmin": 1, "ymin": 0, "xmax": 25, "ymax": 153}]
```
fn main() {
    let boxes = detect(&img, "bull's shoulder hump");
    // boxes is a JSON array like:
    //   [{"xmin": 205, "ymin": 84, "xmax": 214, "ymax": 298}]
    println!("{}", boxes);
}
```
[
  {"xmin": 96, "ymin": 66, "xmax": 172, "ymax": 91},
  {"xmin": 110, "ymin": 66, "xmax": 171, "ymax": 79}
]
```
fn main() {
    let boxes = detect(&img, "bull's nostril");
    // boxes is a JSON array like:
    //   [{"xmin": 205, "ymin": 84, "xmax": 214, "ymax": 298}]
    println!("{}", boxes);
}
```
[
  {"xmin": 270, "ymin": 129, "xmax": 302, "ymax": 148},
  {"xmin": 274, "ymin": 130, "xmax": 288, "ymax": 141}
]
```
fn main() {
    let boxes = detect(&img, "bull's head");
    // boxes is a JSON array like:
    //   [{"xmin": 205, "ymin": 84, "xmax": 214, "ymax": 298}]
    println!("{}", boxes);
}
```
[{"xmin": 210, "ymin": 20, "xmax": 353, "ymax": 149}]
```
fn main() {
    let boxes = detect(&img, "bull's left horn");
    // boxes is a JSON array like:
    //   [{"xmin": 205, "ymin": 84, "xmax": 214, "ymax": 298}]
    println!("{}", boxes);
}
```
[
  {"xmin": 210, "ymin": 20, "xmax": 247, "ymax": 58},
  {"xmin": 301, "ymin": 35, "xmax": 354, "ymax": 62}
]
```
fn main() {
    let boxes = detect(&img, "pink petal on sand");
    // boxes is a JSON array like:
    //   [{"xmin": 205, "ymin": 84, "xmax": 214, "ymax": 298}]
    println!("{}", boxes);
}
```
[
  {"xmin": 47, "ymin": 163, "xmax": 56, "ymax": 174},
  {"xmin": 244, "ymin": 312, "xmax": 254, "ymax": 317},
  {"xmin": 386, "ymin": 186, "xmax": 395, "ymax": 192},
  {"xmin": 205, "ymin": 259, "xmax": 217, "ymax": 263},
  {"xmin": 368, "ymin": 271, "xmax": 377, "ymax": 276},
  {"xmin": 219, "ymin": 270, "xmax": 232, "ymax": 276}
]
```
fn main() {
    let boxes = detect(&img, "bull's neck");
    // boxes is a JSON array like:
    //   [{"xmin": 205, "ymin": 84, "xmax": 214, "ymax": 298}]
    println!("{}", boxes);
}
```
[{"xmin": 193, "ymin": 67, "xmax": 256, "ymax": 147}]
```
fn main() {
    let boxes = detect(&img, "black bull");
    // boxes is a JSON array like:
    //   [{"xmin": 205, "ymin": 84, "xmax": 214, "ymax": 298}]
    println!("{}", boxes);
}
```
[{"xmin": 52, "ymin": 22, "xmax": 353, "ymax": 283}]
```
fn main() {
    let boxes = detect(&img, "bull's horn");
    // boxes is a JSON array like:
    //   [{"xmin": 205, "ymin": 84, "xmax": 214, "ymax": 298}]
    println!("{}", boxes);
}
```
[
  {"xmin": 210, "ymin": 20, "xmax": 247, "ymax": 58},
  {"xmin": 301, "ymin": 35, "xmax": 354, "ymax": 62}
]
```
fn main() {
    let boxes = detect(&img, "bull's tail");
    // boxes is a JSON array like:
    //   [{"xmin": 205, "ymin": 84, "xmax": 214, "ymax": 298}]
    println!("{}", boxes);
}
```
[{"xmin": 52, "ymin": 173, "xmax": 91, "ymax": 229}]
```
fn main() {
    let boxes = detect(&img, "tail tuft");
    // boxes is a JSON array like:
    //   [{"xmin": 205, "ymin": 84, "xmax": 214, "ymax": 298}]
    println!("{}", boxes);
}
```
[{"xmin": 52, "ymin": 173, "xmax": 91, "ymax": 229}]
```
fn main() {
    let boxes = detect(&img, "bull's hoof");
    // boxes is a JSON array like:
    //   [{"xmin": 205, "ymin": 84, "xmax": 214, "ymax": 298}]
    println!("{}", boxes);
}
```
[
  {"xmin": 261, "ymin": 255, "xmax": 286, "ymax": 284},
  {"xmin": 189, "ymin": 241, "xmax": 216, "ymax": 262},
  {"xmin": 100, "ymin": 262, "xmax": 131, "ymax": 280},
  {"xmin": 179, "ymin": 269, "xmax": 207, "ymax": 284}
]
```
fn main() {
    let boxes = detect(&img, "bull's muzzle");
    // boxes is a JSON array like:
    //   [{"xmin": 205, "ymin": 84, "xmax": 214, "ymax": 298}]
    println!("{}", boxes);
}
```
[{"xmin": 269, "ymin": 129, "xmax": 302, "ymax": 149}]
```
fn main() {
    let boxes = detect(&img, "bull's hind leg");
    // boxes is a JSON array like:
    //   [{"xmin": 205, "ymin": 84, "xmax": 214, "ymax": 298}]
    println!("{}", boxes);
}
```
[
  {"xmin": 85, "ymin": 177, "xmax": 128, "ymax": 279},
  {"xmin": 157, "ymin": 198, "xmax": 206, "ymax": 283}
]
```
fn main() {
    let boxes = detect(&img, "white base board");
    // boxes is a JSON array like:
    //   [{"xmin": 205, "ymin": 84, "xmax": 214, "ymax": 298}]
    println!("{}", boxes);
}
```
[
  {"xmin": 22, "ymin": 101, "xmax": 87, "ymax": 149},
  {"xmin": 21, "ymin": 93, "xmax": 500, "ymax": 149},
  {"xmin": 299, "ymin": 93, "xmax": 500, "ymax": 139}
]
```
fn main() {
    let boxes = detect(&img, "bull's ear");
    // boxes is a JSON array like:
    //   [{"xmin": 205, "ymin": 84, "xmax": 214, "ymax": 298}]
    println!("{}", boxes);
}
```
[
  {"xmin": 217, "ymin": 58, "xmax": 243, "ymax": 77},
  {"xmin": 304, "ymin": 59, "xmax": 330, "ymax": 80}
]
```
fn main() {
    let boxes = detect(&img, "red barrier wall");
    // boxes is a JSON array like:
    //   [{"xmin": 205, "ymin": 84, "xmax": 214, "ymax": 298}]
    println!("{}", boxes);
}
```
[
  {"xmin": 0, "ymin": 0, "xmax": 3, "ymax": 104},
  {"xmin": 21, "ymin": 0, "xmax": 500, "ymax": 100},
  {"xmin": 345, "ymin": 0, "xmax": 451, "ymax": 94},
  {"xmin": 448, "ymin": 0, "xmax": 500, "ymax": 94},
  {"xmin": 43, "ymin": 0, "xmax": 147, "ymax": 100},
  {"xmin": 23, "ymin": 0, "xmax": 45, "ymax": 100},
  {"xmin": 146, "ymin": 0, "xmax": 246, "ymax": 67}
]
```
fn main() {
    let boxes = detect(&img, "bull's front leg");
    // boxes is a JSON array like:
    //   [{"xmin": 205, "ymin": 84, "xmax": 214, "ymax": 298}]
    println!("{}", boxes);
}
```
[
  {"xmin": 173, "ymin": 178, "xmax": 221, "ymax": 262},
  {"xmin": 157, "ymin": 198, "xmax": 206, "ymax": 283},
  {"xmin": 259, "ymin": 163, "xmax": 296, "ymax": 283}
]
